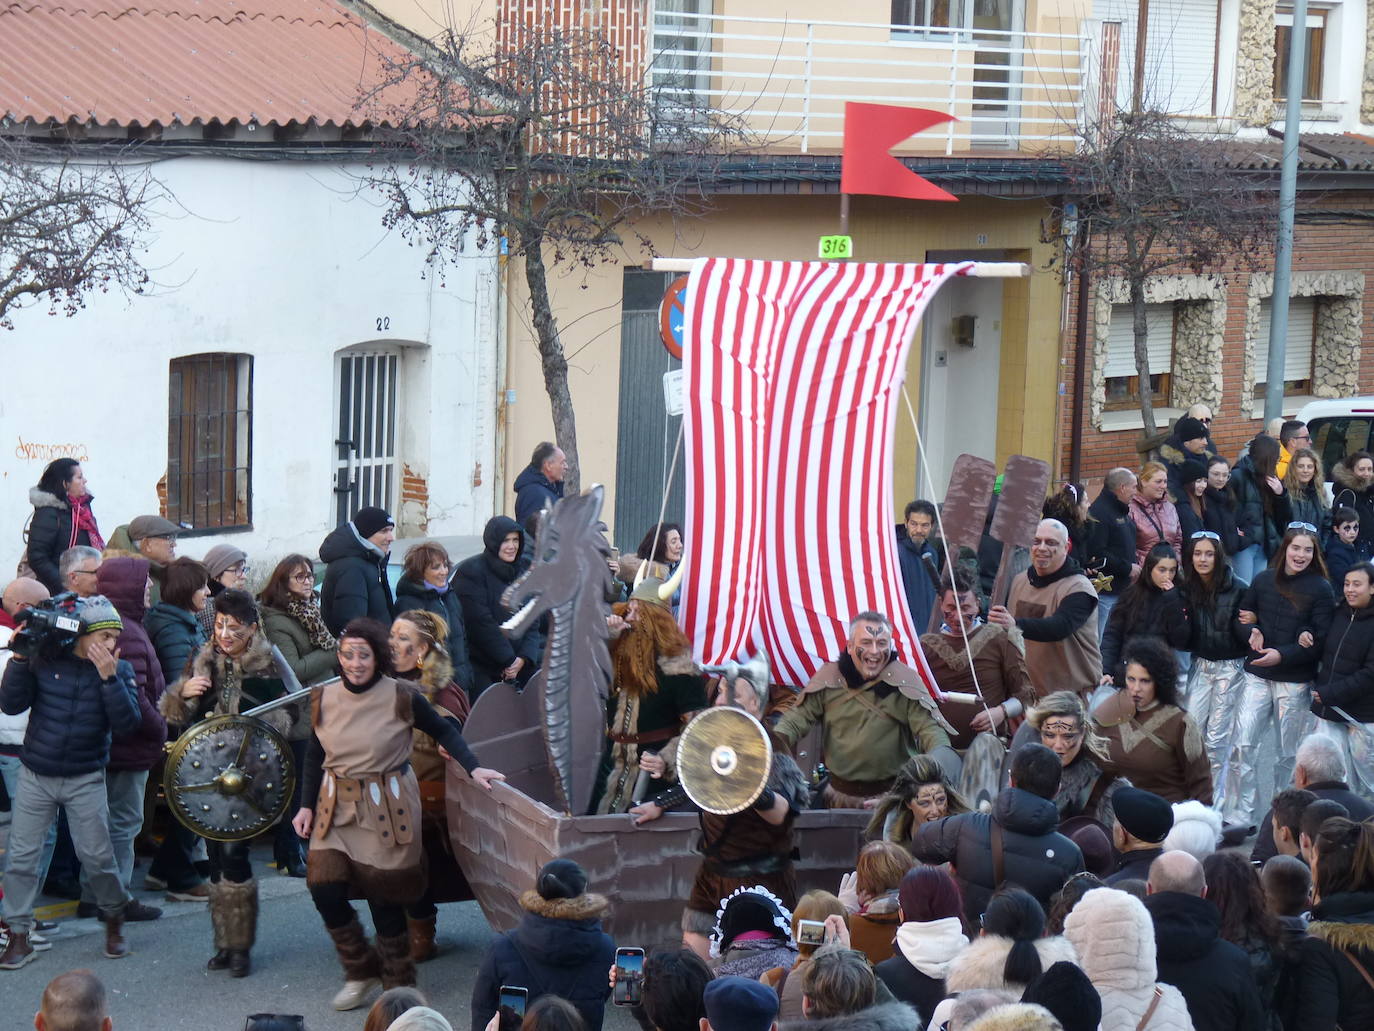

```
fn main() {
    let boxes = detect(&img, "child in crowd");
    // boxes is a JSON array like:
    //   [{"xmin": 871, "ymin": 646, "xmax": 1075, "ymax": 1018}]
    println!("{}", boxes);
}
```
[{"xmin": 1326, "ymin": 506, "xmax": 1361, "ymax": 591}]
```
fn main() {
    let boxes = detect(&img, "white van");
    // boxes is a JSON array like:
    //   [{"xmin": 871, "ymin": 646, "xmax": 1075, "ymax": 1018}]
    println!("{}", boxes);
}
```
[{"xmin": 1295, "ymin": 397, "xmax": 1374, "ymax": 490}]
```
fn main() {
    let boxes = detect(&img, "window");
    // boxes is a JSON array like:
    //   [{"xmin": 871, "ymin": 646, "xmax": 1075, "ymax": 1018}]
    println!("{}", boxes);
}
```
[
  {"xmin": 1274, "ymin": 6, "xmax": 1326, "ymax": 100},
  {"xmin": 1311, "ymin": 417, "xmax": 1373, "ymax": 478},
  {"xmin": 892, "ymin": 0, "xmax": 972, "ymax": 37},
  {"xmin": 1103, "ymin": 303, "xmax": 1173, "ymax": 409},
  {"xmin": 167, "ymin": 354, "xmax": 252, "ymax": 531},
  {"xmin": 1253, "ymin": 296, "xmax": 1315, "ymax": 397}
]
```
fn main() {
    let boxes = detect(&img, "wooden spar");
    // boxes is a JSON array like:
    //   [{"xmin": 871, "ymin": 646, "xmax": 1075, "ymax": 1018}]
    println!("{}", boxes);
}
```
[{"xmin": 649, "ymin": 258, "xmax": 1030, "ymax": 278}]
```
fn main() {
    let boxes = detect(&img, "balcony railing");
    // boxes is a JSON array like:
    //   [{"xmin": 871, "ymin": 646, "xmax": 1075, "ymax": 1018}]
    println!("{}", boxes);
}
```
[{"xmin": 649, "ymin": 11, "xmax": 1090, "ymax": 155}]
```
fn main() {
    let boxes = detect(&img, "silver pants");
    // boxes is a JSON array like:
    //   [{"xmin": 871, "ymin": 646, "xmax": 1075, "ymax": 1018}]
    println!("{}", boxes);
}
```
[
  {"xmin": 1185, "ymin": 657, "xmax": 1246, "ymax": 816},
  {"xmin": 1314, "ymin": 716, "xmax": 1374, "ymax": 800},
  {"xmin": 1229, "ymin": 673, "xmax": 1316, "ymax": 826}
]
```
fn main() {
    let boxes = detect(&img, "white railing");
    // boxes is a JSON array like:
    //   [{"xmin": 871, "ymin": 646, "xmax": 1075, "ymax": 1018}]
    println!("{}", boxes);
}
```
[{"xmin": 649, "ymin": 11, "xmax": 1090, "ymax": 155}]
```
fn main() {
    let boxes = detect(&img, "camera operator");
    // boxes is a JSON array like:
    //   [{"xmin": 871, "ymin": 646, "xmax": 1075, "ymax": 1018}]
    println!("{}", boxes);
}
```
[{"xmin": 0, "ymin": 595, "xmax": 140, "ymax": 971}]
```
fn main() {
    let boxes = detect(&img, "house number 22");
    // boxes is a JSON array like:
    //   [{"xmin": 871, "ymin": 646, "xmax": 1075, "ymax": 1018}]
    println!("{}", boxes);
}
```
[{"xmin": 375, "ymin": 316, "xmax": 391, "ymax": 331}]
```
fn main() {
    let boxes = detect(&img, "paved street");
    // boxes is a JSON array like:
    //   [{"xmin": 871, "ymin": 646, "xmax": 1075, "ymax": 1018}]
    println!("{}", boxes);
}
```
[{"xmin": 1, "ymin": 842, "xmax": 640, "ymax": 1031}]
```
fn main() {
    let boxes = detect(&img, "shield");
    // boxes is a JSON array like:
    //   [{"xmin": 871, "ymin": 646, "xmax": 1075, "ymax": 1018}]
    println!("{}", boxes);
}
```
[
  {"xmin": 163, "ymin": 714, "xmax": 295, "ymax": 841},
  {"xmin": 958, "ymin": 731, "xmax": 1008, "ymax": 812},
  {"xmin": 676, "ymin": 706, "xmax": 772, "ymax": 815}
]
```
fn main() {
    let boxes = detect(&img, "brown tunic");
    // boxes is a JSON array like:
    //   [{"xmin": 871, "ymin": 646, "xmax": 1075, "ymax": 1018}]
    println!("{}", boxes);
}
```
[
  {"xmin": 1096, "ymin": 703, "xmax": 1212, "ymax": 805},
  {"xmin": 1007, "ymin": 569, "xmax": 1102, "ymax": 699},
  {"xmin": 308, "ymin": 677, "xmax": 425, "ymax": 903},
  {"xmin": 921, "ymin": 624, "xmax": 1034, "ymax": 749}
]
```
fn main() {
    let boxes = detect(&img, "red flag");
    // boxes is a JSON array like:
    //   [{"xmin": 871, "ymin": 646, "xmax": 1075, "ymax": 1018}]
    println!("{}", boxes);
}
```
[{"xmin": 840, "ymin": 102, "xmax": 958, "ymax": 202}]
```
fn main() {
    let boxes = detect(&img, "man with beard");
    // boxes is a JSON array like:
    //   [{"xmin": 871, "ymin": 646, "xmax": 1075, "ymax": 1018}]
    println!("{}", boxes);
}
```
[
  {"xmin": 591, "ymin": 578, "xmax": 707, "ymax": 814},
  {"xmin": 773, "ymin": 612, "xmax": 956, "ymax": 807},
  {"xmin": 989, "ymin": 519, "xmax": 1101, "ymax": 700},
  {"xmin": 630, "ymin": 665, "xmax": 809, "ymax": 959}
]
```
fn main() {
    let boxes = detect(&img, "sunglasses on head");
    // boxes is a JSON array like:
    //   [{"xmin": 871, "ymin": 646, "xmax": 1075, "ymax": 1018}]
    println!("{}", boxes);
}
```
[
  {"xmin": 1287, "ymin": 522, "xmax": 1318, "ymax": 534},
  {"xmin": 1190, "ymin": 530, "xmax": 1220, "ymax": 541}
]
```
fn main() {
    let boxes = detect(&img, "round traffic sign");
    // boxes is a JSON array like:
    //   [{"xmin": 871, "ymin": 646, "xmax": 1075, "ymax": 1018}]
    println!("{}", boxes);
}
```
[{"xmin": 659, "ymin": 275, "xmax": 689, "ymax": 360}]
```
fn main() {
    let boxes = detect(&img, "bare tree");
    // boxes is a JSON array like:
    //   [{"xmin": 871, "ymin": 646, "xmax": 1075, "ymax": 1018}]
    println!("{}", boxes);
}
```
[
  {"xmin": 1053, "ymin": 107, "xmax": 1274, "ymax": 435},
  {"xmin": 0, "ymin": 138, "xmax": 158, "ymax": 330},
  {"xmin": 355, "ymin": 16, "xmax": 752, "ymax": 491}
]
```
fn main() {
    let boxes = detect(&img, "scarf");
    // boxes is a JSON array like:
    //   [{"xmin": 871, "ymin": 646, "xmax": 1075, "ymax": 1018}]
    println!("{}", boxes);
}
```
[
  {"xmin": 68, "ymin": 494, "xmax": 104, "ymax": 552},
  {"xmin": 895, "ymin": 918, "xmax": 969, "ymax": 979},
  {"xmin": 286, "ymin": 595, "xmax": 338, "ymax": 652}
]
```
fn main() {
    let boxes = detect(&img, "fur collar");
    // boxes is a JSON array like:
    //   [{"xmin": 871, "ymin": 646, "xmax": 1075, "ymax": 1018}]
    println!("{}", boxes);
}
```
[
  {"xmin": 1333, "ymin": 461, "xmax": 1374, "ymax": 494},
  {"xmin": 29, "ymin": 486, "xmax": 68, "ymax": 511},
  {"xmin": 1307, "ymin": 920, "xmax": 1374, "ymax": 952},
  {"xmin": 160, "ymin": 632, "xmax": 280, "ymax": 722},
  {"xmin": 946, "ymin": 934, "xmax": 1078, "ymax": 993},
  {"xmin": 781, "ymin": 1001, "xmax": 917, "ymax": 1031},
  {"xmin": 1158, "ymin": 443, "xmax": 1186, "ymax": 465},
  {"xmin": 657, "ymin": 650, "xmax": 696, "ymax": 676},
  {"xmin": 518, "ymin": 889, "xmax": 609, "ymax": 921}
]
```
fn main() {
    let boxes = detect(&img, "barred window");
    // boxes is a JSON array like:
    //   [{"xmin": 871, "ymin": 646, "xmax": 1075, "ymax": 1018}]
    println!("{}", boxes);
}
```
[{"xmin": 167, "ymin": 353, "xmax": 252, "ymax": 531}]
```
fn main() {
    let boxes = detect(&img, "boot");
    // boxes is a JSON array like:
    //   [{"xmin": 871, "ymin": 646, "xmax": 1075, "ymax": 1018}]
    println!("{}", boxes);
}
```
[
  {"xmin": 206, "ymin": 881, "xmax": 232, "ymax": 970},
  {"xmin": 103, "ymin": 915, "xmax": 129, "ymax": 959},
  {"xmin": 206, "ymin": 879, "xmax": 257, "ymax": 976},
  {"xmin": 328, "ymin": 918, "xmax": 381, "ymax": 1011},
  {"xmin": 0, "ymin": 931, "xmax": 37, "ymax": 970},
  {"xmin": 408, "ymin": 914, "xmax": 437, "ymax": 963},
  {"xmin": 376, "ymin": 930, "xmax": 417, "ymax": 989}
]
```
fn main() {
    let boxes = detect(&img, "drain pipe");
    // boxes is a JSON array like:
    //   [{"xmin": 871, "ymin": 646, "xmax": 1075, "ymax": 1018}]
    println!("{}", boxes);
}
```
[{"xmin": 1069, "ymin": 219, "xmax": 1091, "ymax": 486}]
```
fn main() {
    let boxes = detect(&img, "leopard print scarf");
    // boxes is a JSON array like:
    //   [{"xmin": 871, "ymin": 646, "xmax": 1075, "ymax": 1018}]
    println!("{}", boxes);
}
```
[{"xmin": 286, "ymin": 595, "xmax": 337, "ymax": 652}]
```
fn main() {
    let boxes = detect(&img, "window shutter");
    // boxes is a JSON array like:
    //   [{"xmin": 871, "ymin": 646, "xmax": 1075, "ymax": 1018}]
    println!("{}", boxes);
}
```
[
  {"xmin": 1097, "ymin": 0, "xmax": 1218, "ymax": 116},
  {"xmin": 1105, "ymin": 303, "xmax": 1173, "ymax": 378},
  {"xmin": 1257, "ymin": 297, "xmax": 1315, "ymax": 382}
]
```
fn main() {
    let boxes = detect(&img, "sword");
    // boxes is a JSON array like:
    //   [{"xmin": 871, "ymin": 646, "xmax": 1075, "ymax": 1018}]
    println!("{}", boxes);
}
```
[
  {"xmin": 1326, "ymin": 704, "xmax": 1374, "ymax": 747},
  {"xmin": 240, "ymin": 650, "xmax": 337, "ymax": 720}
]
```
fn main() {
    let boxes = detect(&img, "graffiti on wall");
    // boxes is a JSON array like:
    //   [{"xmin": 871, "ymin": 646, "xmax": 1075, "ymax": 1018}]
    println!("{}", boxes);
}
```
[{"xmin": 14, "ymin": 437, "xmax": 90, "ymax": 463}]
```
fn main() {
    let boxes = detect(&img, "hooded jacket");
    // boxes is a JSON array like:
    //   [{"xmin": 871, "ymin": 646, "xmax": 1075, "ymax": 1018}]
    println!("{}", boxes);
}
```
[
  {"xmin": 318, "ymin": 521, "xmax": 395, "ymax": 635},
  {"xmin": 1240, "ymin": 567, "xmax": 1336, "ymax": 683},
  {"xmin": 454, "ymin": 516, "xmax": 542, "ymax": 692},
  {"xmin": 1312, "ymin": 601, "xmax": 1374, "ymax": 724},
  {"xmin": 143, "ymin": 600, "xmax": 207, "ymax": 689},
  {"xmin": 1063, "ymin": 887, "xmax": 1194, "ymax": 1031},
  {"xmin": 912, "ymin": 787, "xmax": 1084, "ymax": 924},
  {"xmin": 394, "ymin": 575, "xmax": 476, "ymax": 695},
  {"xmin": 1231, "ymin": 456, "xmax": 1293, "ymax": 559},
  {"xmin": 1182, "ymin": 565, "xmax": 1250, "ymax": 661},
  {"xmin": 1145, "ymin": 891, "xmax": 1263, "ymax": 1031},
  {"xmin": 513, "ymin": 464, "xmax": 565, "ymax": 526},
  {"xmin": 780, "ymin": 1001, "xmax": 918, "ymax": 1031},
  {"xmin": 1295, "ymin": 890, "xmax": 1374, "ymax": 1031},
  {"xmin": 26, "ymin": 485, "xmax": 99, "ymax": 594},
  {"xmin": 1, "ymin": 650, "xmax": 140, "ymax": 778},
  {"xmin": 1331, "ymin": 460, "xmax": 1374, "ymax": 559},
  {"xmin": 874, "ymin": 917, "xmax": 968, "ymax": 1025},
  {"xmin": 470, "ymin": 889, "xmax": 615, "ymax": 1031},
  {"xmin": 96, "ymin": 557, "xmax": 168, "ymax": 771}
]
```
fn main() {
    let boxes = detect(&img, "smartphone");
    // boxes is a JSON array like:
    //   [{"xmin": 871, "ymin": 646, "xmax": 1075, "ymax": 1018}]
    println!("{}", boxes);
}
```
[
  {"xmin": 499, "ymin": 986, "xmax": 529, "ymax": 1030},
  {"xmin": 613, "ymin": 947, "xmax": 645, "ymax": 1006},
  {"xmin": 796, "ymin": 919, "xmax": 827, "ymax": 947}
]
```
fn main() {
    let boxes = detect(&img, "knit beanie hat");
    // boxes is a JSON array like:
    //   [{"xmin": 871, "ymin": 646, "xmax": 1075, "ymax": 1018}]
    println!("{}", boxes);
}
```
[
  {"xmin": 77, "ymin": 594, "xmax": 123, "ymax": 635},
  {"xmin": 1173, "ymin": 416, "xmax": 1208, "ymax": 444},
  {"xmin": 536, "ymin": 858, "xmax": 588, "ymax": 900},
  {"xmin": 1178, "ymin": 458, "xmax": 1209, "ymax": 485},
  {"xmin": 1113, "ymin": 787, "xmax": 1174, "ymax": 843},
  {"xmin": 1021, "ymin": 961, "xmax": 1101, "ymax": 1031},
  {"xmin": 703, "ymin": 976, "xmax": 781, "ymax": 1031},
  {"xmin": 202, "ymin": 544, "xmax": 247, "ymax": 581},
  {"xmin": 352, "ymin": 506, "xmax": 395, "ymax": 539}
]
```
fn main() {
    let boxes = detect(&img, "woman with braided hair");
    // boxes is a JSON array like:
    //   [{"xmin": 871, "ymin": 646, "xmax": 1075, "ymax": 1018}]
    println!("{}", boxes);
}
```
[{"xmin": 389, "ymin": 609, "xmax": 472, "ymax": 961}]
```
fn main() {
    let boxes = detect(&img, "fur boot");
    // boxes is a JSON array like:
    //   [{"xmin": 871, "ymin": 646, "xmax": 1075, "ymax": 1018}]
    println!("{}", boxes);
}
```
[
  {"xmin": 408, "ymin": 914, "xmax": 437, "ymax": 963},
  {"xmin": 208, "ymin": 878, "xmax": 257, "ymax": 977},
  {"xmin": 327, "ymin": 918, "xmax": 382, "ymax": 1011},
  {"xmin": 376, "ymin": 930, "xmax": 417, "ymax": 989}
]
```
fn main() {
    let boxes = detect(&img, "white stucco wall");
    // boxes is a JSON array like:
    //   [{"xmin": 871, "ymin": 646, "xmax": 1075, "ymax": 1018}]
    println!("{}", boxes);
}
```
[{"xmin": 0, "ymin": 153, "xmax": 499, "ymax": 574}]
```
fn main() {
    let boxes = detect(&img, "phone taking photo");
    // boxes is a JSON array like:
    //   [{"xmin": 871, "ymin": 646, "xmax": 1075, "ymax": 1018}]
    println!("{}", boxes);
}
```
[
  {"xmin": 498, "ymin": 985, "xmax": 529, "ymax": 1031},
  {"xmin": 796, "ymin": 919, "xmax": 827, "ymax": 947},
  {"xmin": 613, "ymin": 947, "xmax": 645, "ymax": 1006}
]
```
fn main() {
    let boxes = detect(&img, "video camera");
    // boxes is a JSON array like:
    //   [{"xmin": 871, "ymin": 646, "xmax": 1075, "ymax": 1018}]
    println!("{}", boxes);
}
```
[{"xmin": 9, "ymin": 592, "xmax": 83, "ymax": 660}]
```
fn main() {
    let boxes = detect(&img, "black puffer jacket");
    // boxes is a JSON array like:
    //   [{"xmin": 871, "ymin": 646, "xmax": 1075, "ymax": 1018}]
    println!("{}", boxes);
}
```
[
  {"xmin": 395, "ymin": 575, "xmax": 476, "ymax": 696},
  {"xmin": 1231, "ymin": 456, "xmax": 1293, "ymax": 558},
  {"xmin": 1240, "ymin": 568, "xmax": 1336, "ymax": 682},
  {"xmin": 143, "ymin": 601, "xmax": 207, "ymax": 688},
  {"xmin": 470, "ymin": 890, "xmax": 615, "ymax": 1031},
  {"xmin": 1203, "ymin": 485, "xmax": 1243, "ymax": 556},
  {"xmin": 1100, "ymin": 587, "xmax": 1190, "ymax": 676},
  {"xmin": 318, "ymin": 521, "xmax": 395, "ymax": 634},
  {"xmin": 513, "ymin": 464, "xmax": 565, "ymax": 527},
  {"xmin": 1312, "ymin": 603, "xmax": 1374, "ymax": 724},
  {"xmin": 1295, "ymin": 891, "xmax": 1374, "ymax": 1031},
  {"xmin": 1331, "ymin": 461, "xmax": 1374, "ymax": 559},
  {"xmin": 26, "ymin": 486, "xmax": 98, "ymax": 595},
  {"xmin": 1288, "ymin": 482, "xmax": 1331, "ymax": 543},
  {"xmin": 455, "ymin": 516, "xmax": 543, "ymax": 692},
  {"xmin": 1087, "ymin": 489, "xmax": 1137, "ymax": 595},
  {"xmin": 1, "ymin": 652, "xmax": 140, "ymax": 777},
  {"xmin": 1146, "ymin": 891, "xmax": 1265, "ymax": 1031},
  {"xmin": 1183, "ymin": 566, "xmax": 1250, "ymax": 661},
  {"xmin": 913, "ymin": 786, "xmax": 1084, "ymax": 924}
]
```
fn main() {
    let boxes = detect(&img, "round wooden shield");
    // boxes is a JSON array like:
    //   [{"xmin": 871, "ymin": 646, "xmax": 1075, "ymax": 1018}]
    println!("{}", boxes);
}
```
[
  {"xmin": 676, "ymin": 706, "xmax": 772, "ymax": 815},
  {"xmin": 164, "ymin": 714, "xmax": 294, "ymax": 841}
]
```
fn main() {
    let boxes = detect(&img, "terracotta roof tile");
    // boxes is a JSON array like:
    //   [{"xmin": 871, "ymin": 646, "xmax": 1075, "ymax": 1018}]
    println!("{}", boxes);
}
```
[{"xmin": 0, "ymin": 0, "xmax": 414, "ymax": 129}]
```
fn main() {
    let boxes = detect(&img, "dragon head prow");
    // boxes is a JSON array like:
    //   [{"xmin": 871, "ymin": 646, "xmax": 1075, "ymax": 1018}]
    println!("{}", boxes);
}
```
[{"xmin": 501, "ymin": 485, "xmax": 613, "ymax": 637}]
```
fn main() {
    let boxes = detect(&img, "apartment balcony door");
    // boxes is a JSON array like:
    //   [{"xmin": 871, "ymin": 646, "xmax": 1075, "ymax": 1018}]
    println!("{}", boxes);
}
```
[
  {"xmin": 970, "ymin": 0, "xmax": 1026, "ymax": 145},
  {"xmin": 333, "ymin": 348, "xmax": 401, "ymax": 526}
]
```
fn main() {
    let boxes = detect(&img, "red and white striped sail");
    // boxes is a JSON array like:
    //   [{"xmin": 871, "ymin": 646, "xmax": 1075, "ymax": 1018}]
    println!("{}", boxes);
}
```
[{"xmin": 679, "ymin": 257, "xmax": 974, "ymax": 694}]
